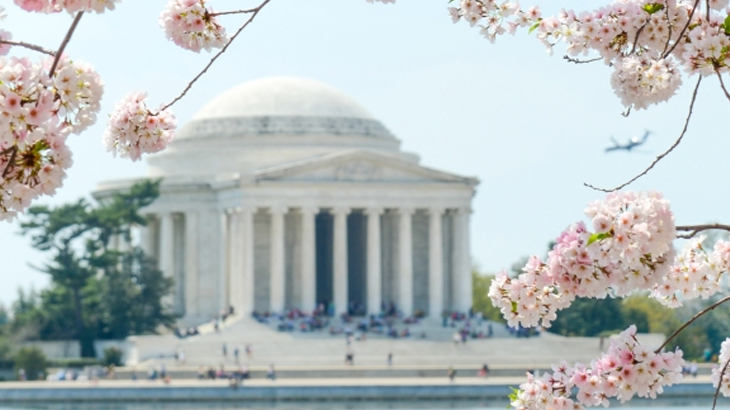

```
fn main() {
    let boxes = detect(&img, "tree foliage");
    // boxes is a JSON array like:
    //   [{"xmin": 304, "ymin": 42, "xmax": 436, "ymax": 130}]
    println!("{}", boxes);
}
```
[{"xmin": 13, "ymin": 180, "xmax": 173, "ymax": 357}]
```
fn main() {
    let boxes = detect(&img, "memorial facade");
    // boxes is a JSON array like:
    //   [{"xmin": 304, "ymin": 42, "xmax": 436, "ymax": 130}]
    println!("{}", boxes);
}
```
[{"xmin": 97, "ymin": 77, "xmax": 479, "ymax": 326}]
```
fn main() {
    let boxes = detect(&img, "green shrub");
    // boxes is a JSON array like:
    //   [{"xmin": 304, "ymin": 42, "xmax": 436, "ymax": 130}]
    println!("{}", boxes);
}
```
[
  {"xmin": 102, "ymin": 347, "xmax": 124, "ymax": 367},
  {"xmin": 47, "ymin": 358, "xmax": 100, "ymax": 368},
  {"xmin": 13, "ymin": 347, "xmax": 47, "ymax": 381}
]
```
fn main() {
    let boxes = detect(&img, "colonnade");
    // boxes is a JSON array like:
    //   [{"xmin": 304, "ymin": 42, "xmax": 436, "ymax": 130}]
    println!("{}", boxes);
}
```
[{"xmin": 151, "ymin": 205, "xmax": 472, "ymax": 320}]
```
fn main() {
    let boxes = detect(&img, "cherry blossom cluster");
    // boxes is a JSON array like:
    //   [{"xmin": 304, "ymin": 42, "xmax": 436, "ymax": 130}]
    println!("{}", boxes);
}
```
[
  {"xmin": 103, "ymin": 92, "xmax": 176, "ymax": 162},
  {"xmin": 511, "ymin": 326, "xmax": 685, "ymax": 410},
  {"xmin": 14, "ymin": 0, "xmax": 120, "ymax": 13},
  {"xmin": 489, "ymin": 191, "xmax": 676, "ymax": 328},
  {"xmin": 653, "ymin": 237, "xmax": 730, "ymax": 307},
  {"xmin": 159, "ymin": 0, "xmax": 228, "ymax": 53},
  {"xmin": 0, "ymin": 56, "xmax": 103, "ymax": 221},
  {"xmin": 711, "ymin": 338, "xmax": 730, "ymax": 397},
  {"xmin": 450, "ymin": 0, "xmax": 730, "ymax": 110}
]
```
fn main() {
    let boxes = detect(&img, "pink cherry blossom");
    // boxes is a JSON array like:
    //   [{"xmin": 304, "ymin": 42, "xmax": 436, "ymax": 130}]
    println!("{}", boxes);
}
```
[
  {"xmin": 490, "ymin": 191, "xmax": 675, "ymax": 328},
  {"xmin": 0, "ymin": 56, "xmax": 102, "ymax": 221},
  {"xmin": 14, "ymin": 0, "xmax": 119, "ymax": 14},
  {"xmin": 711, "ymin": 338, "xmax": 730, "ymax": 397},
  {"xmin": 511, "ymin": 325, "xmax": 684, "ymax": 410},
  {"xmin": 103, "ymin": 91, "xmax": 176, "ymax": 162},
  {"xmin": 159, "ymin": 0, "xmax": 228, "ymax": 53}
]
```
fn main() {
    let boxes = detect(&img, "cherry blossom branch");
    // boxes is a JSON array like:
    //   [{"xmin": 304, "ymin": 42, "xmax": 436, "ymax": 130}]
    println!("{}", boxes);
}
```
[
  {"xmin": 717, "ymin": 71, "xmax": 730, "ymax": 102},
  {"xmin": 563, "ymin": 56, "xmax": 602, "ymax": 64},
  {"xmin": 660, "ymin": 4, "xmax": 673, "ymax": 56},
  {"xmin": 663, "ymin": 0, "xmax": 700, "ymax": 58},
  {"xmin": 0, "ymin": 40, "xmax": 55, "ymax": 56},
  {"xmin": 584, "ymin": 76, "xmax": 702, "ymax": 193},
  {"xmin": 655, "ymin": 294, "xmax": 730, "ymax": 353},
  {"xmin": 161, "ymin": 0, "xmax": 271, "ymax": 111},
  {"xmin": 209, "ymin": 8, "xmax": 259, "ymax": 17},
  {"xmin": 676, "ymin": 223, "xmax": 730, "ymax": 239},
  {"xmin": 49, "ymin": 11, "xmax": 84, "ymax": 77},
  {"xmin": 712, "ymin": 358, "xmax": 730, "ymax": 410},
  {"xmin": 628, "ymin": 22, "xmax": 649, "ymax": 56}
]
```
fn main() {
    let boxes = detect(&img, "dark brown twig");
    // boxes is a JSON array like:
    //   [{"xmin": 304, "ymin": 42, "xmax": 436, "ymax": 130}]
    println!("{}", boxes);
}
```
[
  {"xmin": 162, "ymin": 0, "xmax": 271, "ymax": 111},
  {"xmin": 663, "ymin": 0, "xmax": 700, "ymax": 58},
  {"xmin": 655, "ymin": 295, "xmax": 730, "ymax": 353},
  {"xmin": 209, "ymin": 8, "xmax": 259, "ymax": 17},
  {"xmin": 661, "ymin": 4, "xmax": 673, "ymax": 56},
  {"xmin": 563, "ymin": 56, "xmax": 602, "ymax": 64},
  {"xmin": 49, "ymin": 11, "xmax": 84, "ymax": 77},
  {"xmin": 584, "ymin": 76, "xmax": 702, "ymax": 192},
  {"xmin": 1, "ymin": 146, "xmax": 17, "ymax": 179},
  {"xmin": 712, "ymin": 359, "xmax": 730, "ymax": 410},
  {"xmin": 0, "ymin": 40, "xmax": 56, "ymax": 56},
  {"xmin": 676, "ymin": 224, "xmax": 730, "ymax": 239},
  {"xmin": 628, "ymin": 22, "xmax": 649, "ymax": 56}
]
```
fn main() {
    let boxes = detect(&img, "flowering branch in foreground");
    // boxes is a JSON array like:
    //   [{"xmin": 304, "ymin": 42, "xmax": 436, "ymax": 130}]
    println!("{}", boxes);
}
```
[
  {"xmin": 489, "ymin": 190, "xmax": 730, "ymax": 408},
  {"xmin": 511, "ymin": 325, "xmax": 684, "ymax": 410}
]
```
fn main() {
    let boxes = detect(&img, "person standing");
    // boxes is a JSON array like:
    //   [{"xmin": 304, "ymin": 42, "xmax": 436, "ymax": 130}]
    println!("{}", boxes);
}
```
[
  {"xmin": 267, "ymin": 365, "xmax": 276, "ymax": 381},
  {"xmin": 234, "ymin": 346, "xmax": 240, "ymax": 363},
  {"xmin": 387, "ymin": 353, "xmax": 393, "ymax": 367},
  {"xmin": 222, "ymin": 342, "xmax": 228, "ymax": 357}
]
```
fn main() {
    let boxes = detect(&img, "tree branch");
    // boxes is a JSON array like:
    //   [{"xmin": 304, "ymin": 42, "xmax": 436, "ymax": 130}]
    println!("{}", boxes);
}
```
[
  {"xmin": 209, "ymin": 8, "xmax": 259, "ymax": 17},
  {"xmin": 663, "ymin": 0, "xmax": 700, "ymax": 58},
  {"xmin": 161, "ymin": 0, "xmax": 272, "ymax": 111},
  {"xmin": 49, "ymin": 11, "xmax": 84, "ymax": 77},
  {"xmin": 584, "ymin": 76, "xmax": 702, "ymax": 193},
  {"xmin": 563, "ymin": 56, "xmax": 602, "ymax": 64},
  {"xmin": 655, "ymin": 295, "xmax": 730, "ymax": 353},
  {"xmin": 712, "ymin": 359, "xmax": 730, "ymax": 410},
  {"xmin": 676, "ymin": 224, "xmax": 730, "ymax": 239},
  {"xmin": 0, "ymin": 40, "xmax": 56, "ymax": 56}
]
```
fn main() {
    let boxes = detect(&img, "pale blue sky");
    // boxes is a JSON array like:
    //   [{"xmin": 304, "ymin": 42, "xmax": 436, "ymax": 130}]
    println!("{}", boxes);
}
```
[{"xmin": 0, "ymin": 0, "xmax": 728, "ymax": 306}]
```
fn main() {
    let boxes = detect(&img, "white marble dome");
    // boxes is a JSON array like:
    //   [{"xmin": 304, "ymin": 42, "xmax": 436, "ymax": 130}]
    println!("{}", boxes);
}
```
[{"xmin": 177, "ymin": 77, "xmax": 394, "ymax": 140}]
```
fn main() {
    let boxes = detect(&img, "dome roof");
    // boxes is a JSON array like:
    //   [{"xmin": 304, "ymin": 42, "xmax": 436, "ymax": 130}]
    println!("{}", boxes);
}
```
[
  {"xmin": 193, "ymin": 77, "xmax": 374, "ymax": 120},
  {"xmin": 177, "ymin": 77, "xmax": 393, "ymax": 140}
]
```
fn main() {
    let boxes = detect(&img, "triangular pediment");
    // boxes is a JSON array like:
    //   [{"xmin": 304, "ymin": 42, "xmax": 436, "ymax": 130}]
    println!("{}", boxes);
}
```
[{"xmin": 253, "ymin": 150, "xmax": 477, "ymax": 185}]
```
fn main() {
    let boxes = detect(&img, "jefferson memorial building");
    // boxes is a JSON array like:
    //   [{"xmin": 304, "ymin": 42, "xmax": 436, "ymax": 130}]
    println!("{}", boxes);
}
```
[{"xmin": 99, "ymin": 77, "xmax": 479, "ymax": 326}]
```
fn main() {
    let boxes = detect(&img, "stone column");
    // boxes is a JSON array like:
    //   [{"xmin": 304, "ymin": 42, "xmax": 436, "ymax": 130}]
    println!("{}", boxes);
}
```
[
  {"xmin": 365, "ymin": 207, "xmax": 383, "ymax": 315},
  {"xmin": 398, "ymin": 208, "xmax": 414, "ymax": 316},
  {"xmin": 332, "ymin": 207, "xmax": 350, "ymax": 316},
  {"xmin": 269, "ymin": 206, "xmax": 287, "ymax": 313},
  {"xmin": 240, "ymin": 207, "xmax": 255, "ymax": 316},
  {"xmin": 159, "ymin": 212, "xmax": 175, "ymax": 309},
  {"xmin": 184, "ymin": 211, "xmax": 199, "ymax": 318},
  {"xmin": 219, "ymin": 212, "xmax": 230, "ymax": 311},
  {"xmin": 300, "ymin": 206, "xmax": 318, "ymax": 313},
  {"xmin": 228, "ymin": 211, "xmax": 242, "ymax": 315},
  {"xmin": 453, "ymin": 207, "xmax": 473, "ymax": 313},
  {"xmin": 428, "ymin": 208, "xmax": 444, "ymax": 318}
]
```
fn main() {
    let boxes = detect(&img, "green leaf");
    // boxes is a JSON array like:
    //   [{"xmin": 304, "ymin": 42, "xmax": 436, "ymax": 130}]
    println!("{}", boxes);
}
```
[
  {"xmin": 507, "ymin": 387, "xmax": 520, "ymax": 408},
  {"xmin": 511, "ymin": 301, "xmax": 518, "ymax": 313},
  {"xmin": 722, "ymin": 15, "xmax": 730, "ymax": 35},
  {"xmin": 642, "ymin": 3, "xmax": 664, "ymax": 14},
  {"xmin": 528, "ymin": 21, "xmax": 540, "ymax": 34},
  {"xmin": 587, "ymin": 232, "xmax": 612, "ymax": 246}
]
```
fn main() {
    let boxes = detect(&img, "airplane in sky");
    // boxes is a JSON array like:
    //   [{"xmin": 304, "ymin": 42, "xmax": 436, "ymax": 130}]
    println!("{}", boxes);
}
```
[{"xmin": 605, "ymin": 131, "xmax": 651, "ymax": 153}]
